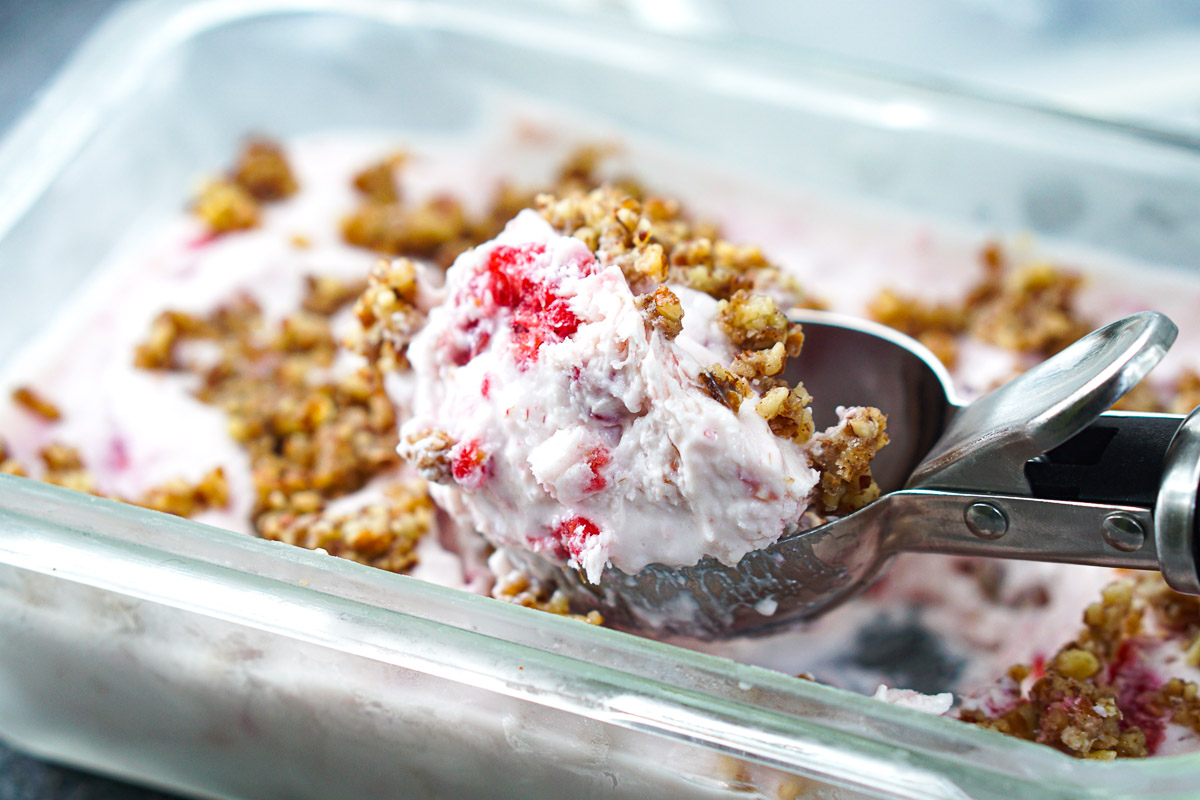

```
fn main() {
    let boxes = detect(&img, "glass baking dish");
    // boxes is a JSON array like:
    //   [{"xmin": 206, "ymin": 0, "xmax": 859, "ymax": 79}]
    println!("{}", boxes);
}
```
[{"xmin": 4, "ymin": 1, "xmax": 1200, "ymax": 797}]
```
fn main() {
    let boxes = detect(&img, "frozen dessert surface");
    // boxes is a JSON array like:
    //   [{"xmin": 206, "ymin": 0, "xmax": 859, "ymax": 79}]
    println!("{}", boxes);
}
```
[{"xmin": 8, "ymin": 127, "xmax": 1200, "ymax": 761}]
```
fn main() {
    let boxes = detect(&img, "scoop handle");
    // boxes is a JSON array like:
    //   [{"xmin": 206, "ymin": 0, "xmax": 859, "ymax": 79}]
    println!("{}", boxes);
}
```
[
  {"xmin": 1025, "ymin": 411, "xmax": 1182, "ymax": 507},
  {"xmin": 890, "ymin": 408, "xmax": 1200, "ymax": 595},
  {"xmin": 1155, "ymin": 406, "xmax": 1200, "ymax": 595}
]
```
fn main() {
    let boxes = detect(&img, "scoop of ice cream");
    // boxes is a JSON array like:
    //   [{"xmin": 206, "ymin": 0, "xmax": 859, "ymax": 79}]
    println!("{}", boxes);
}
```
[{"xmin": 400, "ymin": 209, "xmax": 884, "ymax": 581}]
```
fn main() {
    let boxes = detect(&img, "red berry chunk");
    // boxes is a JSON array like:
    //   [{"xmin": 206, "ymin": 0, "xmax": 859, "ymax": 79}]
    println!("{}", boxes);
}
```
[
  {"xmin": 552, "ymin": 515, "xmax": 601, "ymax": 562},
  {"xmin": 584, "ymin": 447, "xmax": 610, "ymax": 493},
  {"xmin": 450, "ymin": 439, "xmax": 490, "ymax": 490},
  {"xmin": 1108, "ymin": 640, "xmax": 1165, "ymax": 754},
  {"xmin": 478, "ymin": 243, "xmax": 592, "ymax": 368}
]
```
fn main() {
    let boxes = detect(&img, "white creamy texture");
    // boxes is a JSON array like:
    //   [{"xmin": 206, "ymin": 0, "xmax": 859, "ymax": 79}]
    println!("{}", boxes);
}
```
[
  {"xmin": 872, "ymin": 685, "xmax": 955, "ymax": 715},
  {"xmin": 403, "ymin": 210, "xmax": 827, "ymax": 581}
]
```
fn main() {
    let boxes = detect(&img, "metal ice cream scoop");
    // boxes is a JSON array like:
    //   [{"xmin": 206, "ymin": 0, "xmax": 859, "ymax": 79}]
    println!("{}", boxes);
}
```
[{"xmin": 507, "ymin": 309, "xmax": 1200, "ymax": 639}]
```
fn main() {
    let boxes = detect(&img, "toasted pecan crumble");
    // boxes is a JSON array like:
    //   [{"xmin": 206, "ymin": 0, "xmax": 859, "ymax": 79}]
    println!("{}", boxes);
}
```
[
  {"xmin": 868, "ymin": 241, "xmax": 1091, "ymax": 368},
  {"xmin": 192, "ymin": 137, "xmax": 299, "ymax": 234},
  {"xmin": 807, "ymin": 407, "xmax": 889, "ymax": 513},
  {"xmin": 755, "ymin": 384, "xmax": 815, "ymax": 445},
  {"xmin": 699, "ymin": 364, "xmax": 752, "ymax": 412},
  {"xmin": 126, "ymin": 281, "xmax": 443, "ymax": 572},
  {"xmin": 352, "ymin": 152, "xmax": 405, "ymax": 204},
  {"xmin": 1112, "ymin": 369, "xmax": 1200, "ymax": 414},
  {"xmin": 400, "ymin": 428, "xmax": 456, "ymax": 484},
  {"xmin": 193, "ymin": 180, "xmax": 260, "ymax": 234},
  {"xmin": 11, "ymin": 385, "xmax": 61, "ymax": 421},
  {"xmin": 348, "ymin": 258, "xmax": 424, "ymax": 371},
  {"xmin": 258, "ymin": 481, "xmax": 433, "ymax": 572},
  {"xmin": 538, "ymin": 185, "xmax": 813, "ymax": 306},
  {"xmin": 962, "ymin": 575, "xmax": 1200, "ymax": 758},
  {"xmin": 1, "ymin": 435, "xmax": 229, "ymax": 518},
  {"xmin": 717, "ymin": 290, "xmax": 798, "ymax": 352},
  {"xmin": 130, "ymin": 281, "xmax": 420, "ymax": 536},
  {"xmin": 971, "ymin": 259, "xmax": 1089, "ymax": 356},
  {"xmin": 342, "ymin": 195, "xmax": 471, "ymax": 265},
  {"xmin": 301, "ymin": 274, "xmax": 368, "ymax": 316},
  {"xmin": 635, "ymin": 285, "xmax": 684, "ymax": 339},
  {"xmin": 136, "ymin": 467, "xmax": 230, "ymax": 517},
  {"xmin": 492, "ymin": 566, "xmax": 604, "ymax": 625},
  {"xmin": 866, "ymin": 288, "xmax": 966, "ymax": 368},
  {"xmin": 232, "ymin": 138, "xmax": 299, "ymax": 202},
  {"xmin": 731, "ymin": 343, "xmax": 788, "ymax": 380}
]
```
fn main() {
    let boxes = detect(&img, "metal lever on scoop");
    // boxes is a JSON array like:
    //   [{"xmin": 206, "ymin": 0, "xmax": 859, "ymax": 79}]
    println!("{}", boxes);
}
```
[
  {"xmin": 887, "ymin": 310, "xmax": 1196, "ymax": 584},
  {"xmin": 514, "ymin": 311, "xmax": 1199, "ymax": 640}
]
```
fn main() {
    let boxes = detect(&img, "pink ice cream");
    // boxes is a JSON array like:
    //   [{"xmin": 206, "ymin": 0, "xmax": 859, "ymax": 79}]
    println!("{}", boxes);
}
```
[{"xmin": 401, "ymin": 210, "xmax": 869, "ymax": 582}]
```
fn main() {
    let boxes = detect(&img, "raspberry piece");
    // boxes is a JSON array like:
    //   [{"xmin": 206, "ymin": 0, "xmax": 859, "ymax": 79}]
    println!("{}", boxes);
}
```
[
  {"xmin": 473, "ymin": 243, "xmax": 594, "ymax": 368},
  {"xmin": 450, "ymin": 439, "xmax": 490, "ymax": 490},
  {"xmin": 552, "ymin": 516, "xmax": 600, "ymax": 562},
  {"xmin": 584, "ymin": 447, "xmax": 610, "ymax": 493}
]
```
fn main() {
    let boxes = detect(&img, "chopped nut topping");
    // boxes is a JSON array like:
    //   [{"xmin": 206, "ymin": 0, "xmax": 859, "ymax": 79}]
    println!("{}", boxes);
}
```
[
  {"xmin": 492, "ymin": 566, "xmax": 604, "ymax": 625},
  {"xmin": 635, "ymin": 285, "xmax": 684, "ymax": 339},
  {"xmin": 133, "ymin": 286, "xmax": 405, "ymax": 531},
  {"xmin": 971, "ymin": 261, "xmax": 1088, "ymax": 355},
  {"xmin": 1112, "ymin": 369, "xmax": 1200, "ymax": 414},
  {"xmin": 350, "ymin": 258, "xmax": 425, "ymax": 370},
  {"xmin": 352, "ymin": 153, "xmax": 405, "ymax": 204},
  {"xmin": 731, "ymin": 342, "xmax": 788, "ymax": 380},
  {"xmin": 193, "ymin": 179, "xmax": 259, "ymax": 233},
  {"xmin": 342, "ymin": 195, "xmax": 469, "ymax": 262},
  {"xmin": 401, "ymin": 429, "xmax": 457, "ymax": 484},
  {"xmin": 0, "ymin": 438, "xmax": 25, "ymax": 477},
  {"xmin": 866, "ymin": 288, "xmax": 965, "ymax": 368},
  {"xmin": 718, "ymin": 290, "xmax": 792, "ymax": 351},
  {"xmin": 699, "ymin": 364, "xmax": 752, "ymax": 412},
  {"xmin": 40, "ymin": 441, "xmax": 84, "ymax": 473},
  {"xmin": 11, "ymin": 386, "xmax": 60, "ymax": 421},
  {"xmin": 1157, "ymin": 678, "xmax": 1200, "ymax": 738},
  {"xmin": 807, "ymin": 408, "xmax": 888, "ymax": 513},
  {"xmin": 959, "ymin": 575, "xmax": 1200, "ymax": 758},
  {"xmin": 538, "ymin": 186, "xmax": 812, "ymax": 304},
  {"xmin": 755, "ymin": 384, "xmax": 815, "ymax": 444},
  {"xmin": 232, "ymin": 138, "xmax": 299, "ymax": 202},
  {"xmin": 258, "ymin": 481, "xmax": 434, "ymax": 573},
  {"xmin": 868, "ymin": 242, "xmax": 1091, "ymax": 369},
  {"xmin": 1055, "ymin": 648, "xmax": 1101, "ymax": 680},
  {"xmin": 0, "ymin": 435, "xmax": 229, "ymax": 519},
  {"xmin": 302, "ymin": 274, "xmax": 367, "ymax": 316},
  {"xmin": 137, "ymin": 467, "xmax": 229, "ymax": 517}
]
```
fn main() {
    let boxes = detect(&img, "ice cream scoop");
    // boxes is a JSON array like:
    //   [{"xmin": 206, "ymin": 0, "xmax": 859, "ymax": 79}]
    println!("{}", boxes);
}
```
[{"xmin": 512, "ymin": 309, "xmax": 1200, "ymax": 638}]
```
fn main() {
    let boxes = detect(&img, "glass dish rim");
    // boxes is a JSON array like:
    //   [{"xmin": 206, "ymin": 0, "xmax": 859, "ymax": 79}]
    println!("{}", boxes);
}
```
[{"xmin": 0, "ymin": 0, "xmax": 1198, "ymax": 791}]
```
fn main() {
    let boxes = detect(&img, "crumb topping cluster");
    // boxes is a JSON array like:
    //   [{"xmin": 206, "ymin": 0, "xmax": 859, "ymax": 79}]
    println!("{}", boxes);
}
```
[
  {"xmin": 257, "ymin": 481, "xmax": 433, "ymax": 573},
  {"xmin": 341, "ymin": 152, "xmax": 535, "ymax": 270},
  {"xmin": 536, "ymin": 185, "xmax": 811, "ymax": 305},
  {"xmin": 868, "ymin": 242, "xmax": 1090, "ymax": 369},
  {"xmin": 348, "ymin": 257, "xmax": 424, "ymax": 371},
  {"xmin": 193, "ymin": 138, "xmax": 299, "ymax": 234},
  {"xmin": 0, "ymin": 423, "xmax": 229, "ymax": 518},
  {"xmin": 963, "ymin": 575, "xmax": 1200, "ymax": 759},
  {"xmin": 491, "ymin": 566, "xmax": 604, "ymax": 626},
  {"xmin": 132, "ymin": 277, "xmax": 432, "ymax": 570}
]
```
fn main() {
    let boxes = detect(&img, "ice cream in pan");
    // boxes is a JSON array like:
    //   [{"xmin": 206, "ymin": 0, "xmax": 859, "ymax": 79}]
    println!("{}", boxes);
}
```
[{"xmin": 7, "ymin": 132, "xmax": 1200, "ymax": 759}]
